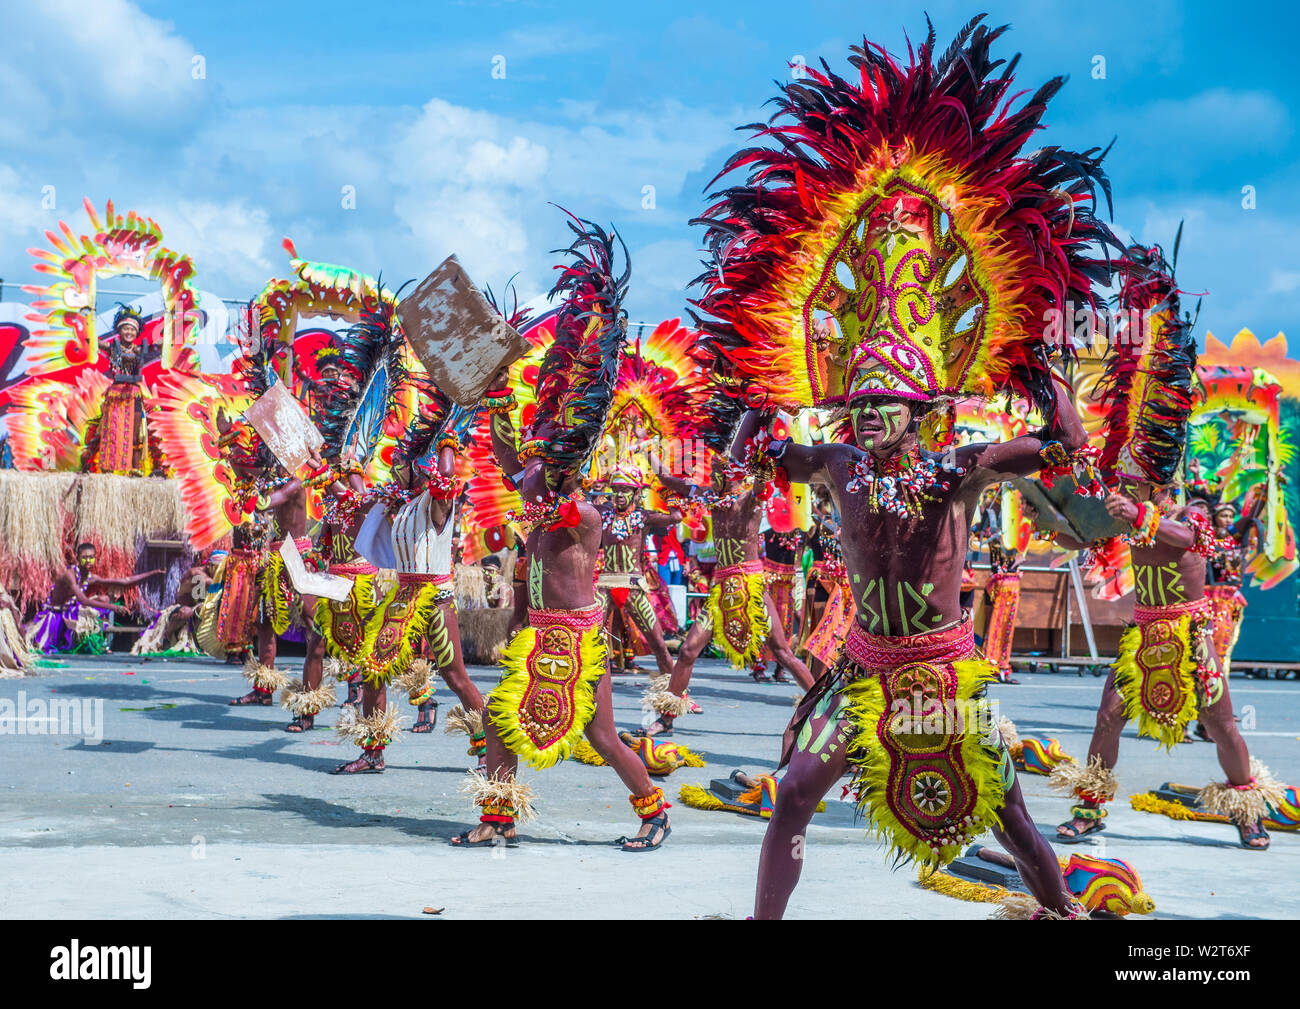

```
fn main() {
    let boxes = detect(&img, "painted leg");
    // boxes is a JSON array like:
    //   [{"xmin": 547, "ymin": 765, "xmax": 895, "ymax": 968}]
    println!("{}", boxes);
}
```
[
  {"xmin": 585, "ymin": 672, "xmax": 668, "ymax": 847},
  {"xmin": 1057, "ymin": 671, "xmax": 1126, "ymax": 839},
  {"xmin": 763, "ymin": 591, "xmax": 813, "ymax": 689},
  {"xmin": 991, "ymin": 779, "xmax": 1074, "ymax": 914},
  {"xmin": 754, "ymin": 694, "xmax": 851, "ymax": 919}
]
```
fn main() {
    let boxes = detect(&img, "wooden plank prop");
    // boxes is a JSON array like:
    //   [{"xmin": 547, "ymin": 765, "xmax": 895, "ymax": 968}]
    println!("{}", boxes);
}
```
[
  {"xmin": 1012, "ymin": 477, "xmax": 1130, "ymax": 544},
  {"xmin": 242, "ymin": 381, "xmax": 324, "ymax": 475},
  {"xmin": 397, "ymin": 255, "xmax": 530, "ymax": 406}
]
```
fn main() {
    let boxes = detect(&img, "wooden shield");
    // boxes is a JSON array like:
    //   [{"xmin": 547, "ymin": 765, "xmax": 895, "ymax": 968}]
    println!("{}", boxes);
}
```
[
  {"xmin": 242, "ymin": 381, "xmax": 324, "ymax": 475},
  {"xmin": 1012, "ymin": 477, "xmax": 1130, "ymax": 544},
  {"xmin": 397, "ymin": 255, "xmax": 530, "ymax": 407}
]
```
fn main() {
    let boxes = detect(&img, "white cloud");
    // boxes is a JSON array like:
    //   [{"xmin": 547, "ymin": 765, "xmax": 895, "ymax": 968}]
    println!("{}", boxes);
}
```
[
  {"xmin": 149, "ymin": 199, "xmax": 276, "ymax": 293},
  {"xmin": 4, "ymin": 0, "xmax": 202, "ymax": 128}
]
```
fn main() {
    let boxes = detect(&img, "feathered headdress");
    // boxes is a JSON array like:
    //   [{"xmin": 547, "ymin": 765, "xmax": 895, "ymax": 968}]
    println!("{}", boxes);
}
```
[
  {"xmin": 316, "ymin": 287, "xmax": 409, "ymax": 466},
  {"xmin": 112, "ymin": 303, "xmax": 144, "ymax": 333},
  {"xmin": 1096, "ymin": 232, "xmax": 1198, "ymax": 486},
  {"xmin": 690, "ymin": 15, "xmax": 1118, "ymax": 421},
  {"xmin": 522, "ymin": 212, "xmax": 630, "ymax": 473}
]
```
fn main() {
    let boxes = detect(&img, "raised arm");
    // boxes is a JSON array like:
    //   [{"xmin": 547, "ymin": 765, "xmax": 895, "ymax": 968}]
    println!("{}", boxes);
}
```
[
  {"xmin": 1105, "ymin": 492, "xmax": 1195, "ymax": 551},
  {"xmin": 643, "ymin": 507, "xmax": 683, "ymax": 531},
  {"xmin": 89, "ymin": 568, "xmax": 164, "ymax": 592},
  {"xmin": 958, "ymin": 373, "xmax": 1087, "ymax": 478},
  {"xmin": 648, "ymin": 462, "xmax": 694, "ymax": 500},
  {"xmin": 483, "ymin": 367, "xmax": 522, "ymax": 477},
  {"xmin": 732, "ymin": 408, "xmax": 842, "ymax": 485}
]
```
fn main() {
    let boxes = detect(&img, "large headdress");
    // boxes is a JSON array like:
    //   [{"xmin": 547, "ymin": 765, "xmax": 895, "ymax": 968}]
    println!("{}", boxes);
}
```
[
  {"xmin": 316, "ymin": 288, "xmax": 406, "ymax": 467},
  {"xmin": 523, "ymin": 213, "xmax": 630, "ymax": 474},
  {"xmin": 1096, "ymin": 234, "xmax": 1197, "ymax": 486},
  {"xmin": 691, "ymin": 16, "xmax": 1118, "ymax": 420}
]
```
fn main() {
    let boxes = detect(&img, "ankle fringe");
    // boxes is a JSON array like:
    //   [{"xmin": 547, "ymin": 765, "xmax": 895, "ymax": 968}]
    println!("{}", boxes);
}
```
[
  {"xmin": 1048, "ymin": 754, "xmax": 1116, "ymax": 802},
  {"xmin": 1197, "ymin": 757, "xmax": 1285, "ymax": 825},
  {"xmin": 392, "ymin": 658, "xmax": 434, "ymax": 702},
  {"xmin": 242, "ymin": 659, "xmax": 290, "ymax": 693},
  {"xmin": 460, "ymin": 771, "xmax": 537, "ymax": 824},
  {"xmin": 280, "ymin": 681, "xmax": 337, "ymax": 717},
  {"xmin": 444, "ymin": 704, "xmax": 484, "ymax": 738},
  {"xmin": 336, "ymin": 706, "xmax": 404, "ymax": 748}
]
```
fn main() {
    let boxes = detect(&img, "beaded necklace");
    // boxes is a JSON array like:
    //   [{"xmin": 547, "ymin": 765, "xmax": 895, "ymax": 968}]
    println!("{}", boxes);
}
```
[
  {"xmin": 845, "ymin": 447, "xmax": 962, "ymax": 518},
  {"xmin": 602, "ymin": 506, "xmax": 645, "ymax": 541}
]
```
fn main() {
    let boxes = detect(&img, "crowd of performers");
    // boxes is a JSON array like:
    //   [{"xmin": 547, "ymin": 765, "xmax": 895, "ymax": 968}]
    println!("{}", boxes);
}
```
[{"xmin": 10, "ymin": 16, "xmax": 1297, "ymax": 918}]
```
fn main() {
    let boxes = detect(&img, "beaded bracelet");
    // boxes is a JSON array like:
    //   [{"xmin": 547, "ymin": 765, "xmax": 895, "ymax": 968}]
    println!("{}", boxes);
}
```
[
  {"xmin": 483, "ymin": 389, "xmax": 517, "ymax": 414},
  {"xmin": 1123, "ymin": 501, "xmax": 1160, "ymax": 548}
]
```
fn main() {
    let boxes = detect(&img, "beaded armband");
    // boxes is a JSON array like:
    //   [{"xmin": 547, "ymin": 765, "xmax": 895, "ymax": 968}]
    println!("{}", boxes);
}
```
[
  {"xmin": 1123, "ymin": 501, "xmax": 1160, "ymax": 548},
  {"xmin": 518, "ymin": 439, "xmax": 549, "ymax": 463},
  {"xmin": 1183, "ymin": 511, "xmax": 1216, "ymax": 559},
  {"xmin": 436, "ymin": 431, "xmax": 462, "ymax": 454},
  {"xmin": 483, "ymin": 388, "xmax": 517, "ymax": 414}
]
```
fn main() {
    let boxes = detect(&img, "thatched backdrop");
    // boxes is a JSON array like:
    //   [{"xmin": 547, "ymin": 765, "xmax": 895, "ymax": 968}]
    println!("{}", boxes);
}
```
[{"xmin": 0, "ymin": 472, "xmax": 187, "ymax": 608}]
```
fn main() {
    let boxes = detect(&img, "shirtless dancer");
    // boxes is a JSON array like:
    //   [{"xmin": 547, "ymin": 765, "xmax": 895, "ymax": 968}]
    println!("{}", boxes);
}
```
[
  {"xmin": 596, "ymin": 465, "xmax": 680, "ymax": 679},
  {"xmin": 640, "ymin": 457, "xmax": 812, "ymax": 737},
  {"xmin": 450, "ymin": 220, "xmax": 671, "ymax": 851},
  {"xmin": 227, "ymin": 440, "xmax": 318, "ymax": 707},
  {"xmin": 1052, "ymin": 485, "xmax": 1278, "ymax": 849},
  {"xmin": 745, "ymin": 361, "xmax": 1087, "ymax": 918}
]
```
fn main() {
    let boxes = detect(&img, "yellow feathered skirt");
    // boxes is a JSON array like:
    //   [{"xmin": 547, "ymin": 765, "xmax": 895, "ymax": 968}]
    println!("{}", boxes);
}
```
[
  {"xmin": 703, "ymin": 560, "xmax": 770, "ymax": 668},
  {"xmin": 1113, "ymin": 599, "xmax": 1209, "ymax": 751},
  {"xmin": 787, "ymin": 620, "xmax": 1012, "ymax": 867},
  {"xmin": 358, "ymin": 574, "xmax": 447, "ymax": 686},
  {"xmin": 313, "ymin": 569, "xmax": 389, "ymax": 667},
  {"xmin": 488, "ymin": 604, "xmax": 606, "ymax": 770}
]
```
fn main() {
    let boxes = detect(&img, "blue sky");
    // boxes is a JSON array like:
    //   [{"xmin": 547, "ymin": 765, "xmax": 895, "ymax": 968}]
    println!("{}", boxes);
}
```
[{"xmin": 1, "ymin": 0, "xmax": 1296, "ymax": 347}]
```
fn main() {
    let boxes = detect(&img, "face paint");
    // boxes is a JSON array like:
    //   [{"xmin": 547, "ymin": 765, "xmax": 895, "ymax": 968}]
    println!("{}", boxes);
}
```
[{"xmin": 852, "ymin": 399, "xmax": 910, "ymax": 449}]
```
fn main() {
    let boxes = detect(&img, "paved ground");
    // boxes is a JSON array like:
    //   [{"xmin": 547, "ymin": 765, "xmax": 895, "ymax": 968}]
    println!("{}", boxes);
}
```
[{"xmin": 1, "ymin": 652, "xmax": 1296, "ymax": 919}]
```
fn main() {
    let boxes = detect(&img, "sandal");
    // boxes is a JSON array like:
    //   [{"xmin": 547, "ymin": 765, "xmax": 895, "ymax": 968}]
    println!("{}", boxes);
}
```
[
  {"xmin": 331, "ymin": 752, "xmax": 384, "ymax": 774},
  {"xmin": 1055, "ymin": 818, "xmax": 1106, "ymax": 844},
  {"xmin": 616, "ymin": 811, "xmax": 671, "ymax": 852},
  {"xmin": 750, "ymin": 669, "xmax": 773, "ymax": 684},
  {"xmin": 631, "ymin": 718, "xmax": 673, "ymax": 738},
  {"xmin": 449, "ymin": 822, "xmax": 519, "ymax": 848},
  {"xmin": 229, "ymin": 690, "xmax": 272, "ymax": 706},
  {"xmin": 411, "ymin": 700, "xmax": 438, "ymax": 734},
  {"xmin": 772, "ymin": 668, "xmax": 791, "ymax": 684},
  {"xmin": 1235, "ymin": 819, "xmax": 1270, "ymax": 850},
  {"xmin": 284, "ymin": 715, "xmax": 314, "ymax": 733}
]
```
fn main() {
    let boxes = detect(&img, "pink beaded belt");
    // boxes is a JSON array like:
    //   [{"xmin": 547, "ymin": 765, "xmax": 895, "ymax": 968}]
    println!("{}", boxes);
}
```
[
  {"xmin": 716, "ymin": 559, "xmax": 763, "ymax": 580},
  {"xmin": 846, "ymin": 619, "xmax": 975, "ymax": 670},
  {"xmin": 527, "ymin": 603, "xmax": 603, "ymax": 632},
  {"xmin": 398, "ymin": 571, "xmax": 453, "ymax": 586},
  {"xmin": 1133, "ymin": 597, "xmax": 1211, "ymax": 623},
  {"xmin": 329, "ymin": 560, "xmax": 379, "ymax": 576}
]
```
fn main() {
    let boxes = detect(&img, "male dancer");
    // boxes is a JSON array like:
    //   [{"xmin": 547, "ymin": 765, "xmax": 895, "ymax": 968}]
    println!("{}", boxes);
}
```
[
  {"xmin": 1205, "ymin": 492, "xmax": 1261, "ymax": 677},
  {"xmin": 450, "ymin": 219, "xmax": 671, "ymax": 851},
  {"xmin": 225, "ymin": 429, "xmax": 316, "ymax": 707},
  {"xmin": 743, "ymin": 361, "xmax": 1088, "ymax": 918},
  {"xmin": 1052, "ymin": 485, "xmax": 1278, "ymax": 849},
  {"xmin": 596, "ymin": 464, "xmax": 680, "ymax": 680},
  {"xmin": 641, "ymin": 456, "xmax": 813, "ymax": 736}
]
